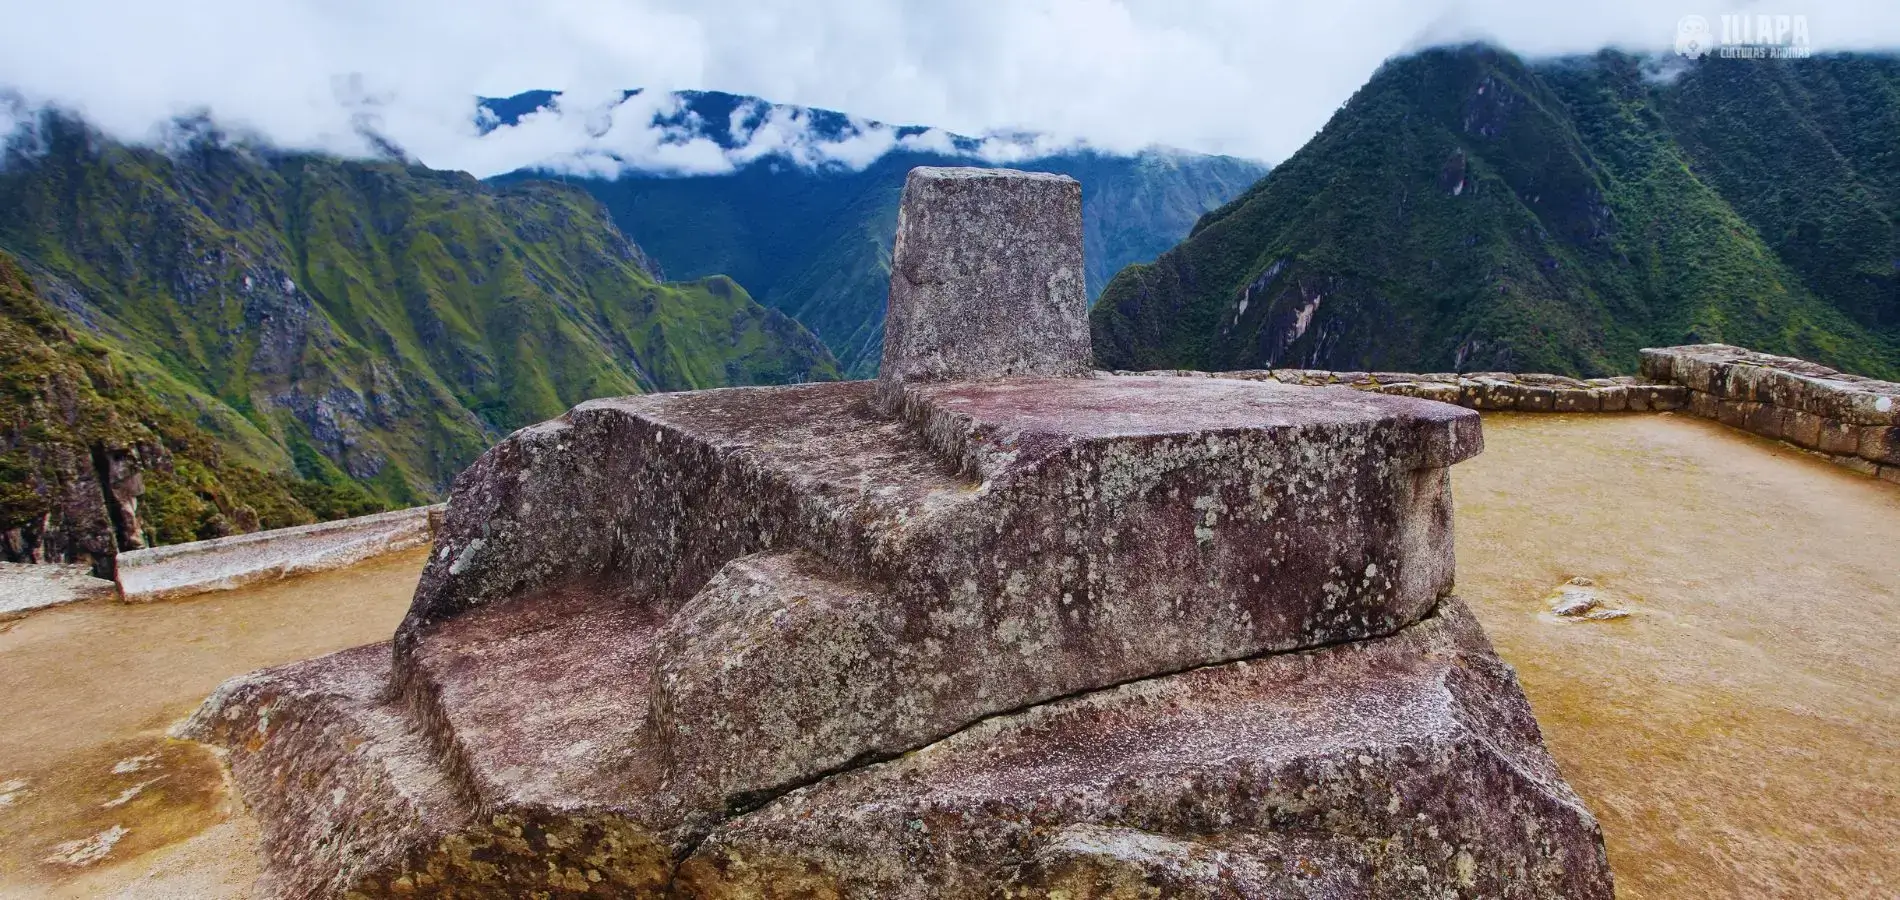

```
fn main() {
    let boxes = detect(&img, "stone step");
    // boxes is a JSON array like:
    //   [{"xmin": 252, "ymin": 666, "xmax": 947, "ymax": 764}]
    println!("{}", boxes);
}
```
[
  {"xmin": 400, "ymin": 372, "xmax": 1485, "ymax": 827},
  {"xmin": 398, "ymin": 380, "xmax": 973, "ymax": 654},
  {"xmin": 673, "ymin": 598, "xmax": 1612, "ymax": 900},
  {"xmin": 189, "ymin": 592, "xmax": 694, "ymax": 897},
  {"xmin": 397, "ymin": 582, "xmax": 678, "ymax": 829},
  {"xmin": 179, "ymin": 644, "xmax": 476, "ymax": 898}
]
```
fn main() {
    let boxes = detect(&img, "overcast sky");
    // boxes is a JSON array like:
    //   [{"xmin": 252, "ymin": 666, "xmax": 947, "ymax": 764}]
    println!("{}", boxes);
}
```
[{"xmin": 4, "ymin": 0, "xmax": 1899, "ymax": 177}]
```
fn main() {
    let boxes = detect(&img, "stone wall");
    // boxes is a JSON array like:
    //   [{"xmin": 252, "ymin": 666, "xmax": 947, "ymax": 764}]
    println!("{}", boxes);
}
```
[
  {"xmin": 1117, "ymin": 343, "xmax": 1900, "ymax": 484},
  {"xmin": 1189, "ymin": 369, "xmax": 1693, "ymax": 413},
  {"xmin": 116, "ymin": 504, "xmax": 440, "ymax": 602},
  {"xmin": 1640, "ymin": 344, "xmax": 1900, "ymax": 483},
  {"xmin": 0, "ymin": 562, "xmax": 119, "ymax": 619}
]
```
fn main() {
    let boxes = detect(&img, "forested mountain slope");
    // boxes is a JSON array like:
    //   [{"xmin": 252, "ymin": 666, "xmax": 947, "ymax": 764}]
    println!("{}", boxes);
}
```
[
  {"xmin": 1092, "ymin": 47, "xmax": 1900, "ymax": 379},
  {"xmin": 0, "ymin": 114, "xmax": 837, "ymax": 516}
]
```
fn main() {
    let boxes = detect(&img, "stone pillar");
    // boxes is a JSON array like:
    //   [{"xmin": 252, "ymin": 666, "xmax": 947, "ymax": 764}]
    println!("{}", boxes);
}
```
[{"xmin": 878, "ymin": 167, "xmax": 1090, "ymax": 404}]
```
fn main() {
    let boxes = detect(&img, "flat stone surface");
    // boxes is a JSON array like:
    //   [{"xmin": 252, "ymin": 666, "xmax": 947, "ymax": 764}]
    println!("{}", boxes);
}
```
[
  {"xmin": 675, "ymin": 598, "xmax": 1612, "ymax": 900},
  {"xmin": 879, "ymin": 167, "xmax": 1089, "ymax": 397},
  {"xmin": 901, "ymin": 374, "xmax": 1479, "ymax": 470},
  {"xmin": 401, "ymin": 582, "xmax": 683, "ymax": 837},
  {"xmin": 0, "ymin": 563, "xmax": 117, "ymax": 619}
]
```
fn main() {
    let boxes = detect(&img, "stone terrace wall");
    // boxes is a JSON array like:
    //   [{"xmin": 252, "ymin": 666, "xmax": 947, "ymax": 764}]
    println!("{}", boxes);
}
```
[
  {"xmin": 1120, "ymin": 342, "xmax": 1900, "ymax": 485},
  {"xmin": 1641, "ymin": 344, "xmax": 1900, "ymax": 483},
  {"xmin": 116, "ymin": 504, "xmax": 441, "ymax": 602},
  {"xmin": 1211, "ymin": 370, "xmax": 1691, "ymax": 413}
]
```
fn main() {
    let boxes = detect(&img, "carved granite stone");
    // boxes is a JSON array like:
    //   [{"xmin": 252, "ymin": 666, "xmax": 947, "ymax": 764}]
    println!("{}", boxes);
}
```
[
  {"xmin": 674, "ymin": 599, "xmax": 1611, "ymax": 900},
  {"xmin": 878, "ymin": 167, "xmax": 1090, "ymax": 403},
  {"xmin": 185, "ymin": 165, "xmax": 1610, "ymax": 899}
]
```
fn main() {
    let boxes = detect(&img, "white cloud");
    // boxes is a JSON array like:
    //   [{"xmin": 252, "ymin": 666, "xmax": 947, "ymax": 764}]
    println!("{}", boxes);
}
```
[{"xmin": 2, "ymin": 0, "xmax": 1898, "ymax": 177}]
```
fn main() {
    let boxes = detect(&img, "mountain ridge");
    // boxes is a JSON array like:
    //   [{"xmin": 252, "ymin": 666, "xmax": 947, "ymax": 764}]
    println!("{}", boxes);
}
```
[
  {"xmin": 1092, "ymin": 46, "xmax": 1900, "ymax": 379},
  {"xmin": 0, "ymin": 112, "xmax": 838, "ymax": 523},
  {"xmin": 479, "ymin": 89, "xmax": 1270, "ymax": 376},
  {"xmin": 1, "ymin": 249, "xmax": 386, "ymax": 571}
]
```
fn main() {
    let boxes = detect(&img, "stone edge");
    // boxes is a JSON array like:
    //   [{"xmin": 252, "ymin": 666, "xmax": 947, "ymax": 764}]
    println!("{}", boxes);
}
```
[
  {"xmin": 1118, "ymin": 343, "xmax": 1900, "ymax": 484},
  {"xmin": 114, "ymin": 504, "xmax": 444, "ymax": 603}
]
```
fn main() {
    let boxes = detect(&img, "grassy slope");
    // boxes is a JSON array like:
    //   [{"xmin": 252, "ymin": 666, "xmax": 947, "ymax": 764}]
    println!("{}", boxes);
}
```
[
  {"xmin": 0, "ymin": 251, "xmax": 382, "ymax": 548},
  {"xmin": 1656, "ymin": 54, "xmax": 1900, "ymax": 337},
  {"xmin": 1091, "ymin": 46, "xmax": 1899, "ymax": 378},
  {"xmin": 0, "ymin": 116, "xmax": 838, "ymax": 509}
]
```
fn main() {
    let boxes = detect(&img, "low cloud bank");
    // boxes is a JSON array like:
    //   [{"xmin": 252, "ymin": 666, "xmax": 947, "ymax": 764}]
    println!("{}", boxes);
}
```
[{"xmin": 3, "ymin": 0, "xmax": 1898, "ymax": 177}]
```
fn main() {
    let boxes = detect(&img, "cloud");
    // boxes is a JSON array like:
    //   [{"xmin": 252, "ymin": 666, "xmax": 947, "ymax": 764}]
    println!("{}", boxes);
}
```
[
  {"xmin": 434, "ymin": 89, "xmax": 1086, "ymax": 177},
  {"xmin": 443, "ymin": 90, "xmax": 737, "ymax": 177},
  {"xmin": 2, "ymin": 0, "xmax": 1898, "ymax": 178}
]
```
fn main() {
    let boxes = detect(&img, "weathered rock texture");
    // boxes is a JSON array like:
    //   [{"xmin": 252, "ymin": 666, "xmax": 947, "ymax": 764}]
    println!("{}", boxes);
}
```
[
  {"xmin": 676, "ymin": 600, "xmax": 1610, "ymax": 900},
  {"xmin": 878, "ymin": 167, "xmax": 1090, "ymax": 401},
  {"xmin": 1123, "ymin": 368, "xmax": 1692, "ymax": 414},
  {"xmin": 186, "ymin": 165, "xmax": 1609, "ymax": 899},
  {"xmin": 116, "ymin": 504, "xmax": 439, "ymax": 602},
  {"xmin": 1641, "ymin": 344, "xmax": 1900, "ymax": 480}
]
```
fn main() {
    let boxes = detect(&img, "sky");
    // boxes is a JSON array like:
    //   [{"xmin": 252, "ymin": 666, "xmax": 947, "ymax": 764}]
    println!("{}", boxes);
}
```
[{"xmin": 3, "ymin": 0, "xmax": 1899, "ymax": 178}]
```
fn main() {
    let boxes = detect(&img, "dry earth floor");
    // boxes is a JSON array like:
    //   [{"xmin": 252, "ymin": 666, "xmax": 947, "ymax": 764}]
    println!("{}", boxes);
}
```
[{"xmin": 0, "ymin": 412, "xmax": 1894, "ymax": 897}]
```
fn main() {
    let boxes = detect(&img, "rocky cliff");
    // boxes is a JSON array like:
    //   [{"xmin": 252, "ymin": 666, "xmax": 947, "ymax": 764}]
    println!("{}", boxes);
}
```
[
  {"xmin": 0, "ymin": 251, "xmax": 346, "ymax": 577},
  {"xmin": 184, "ymin": 167, "xmax": 1611, "ymax": 898},
  {"xmin": 1092, "ymin": 46, "xmax": 1900, "ymax": 379}
]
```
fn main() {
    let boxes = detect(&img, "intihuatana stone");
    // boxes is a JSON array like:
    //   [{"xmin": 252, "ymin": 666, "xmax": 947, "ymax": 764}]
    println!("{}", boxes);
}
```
[
  {"xmin": 186, "ymin": 164, "xmax": 1608, "ymax": 899},
  {"xmin": 878, "ymin": 167, "xmax": 1090, "ymax": 402}
]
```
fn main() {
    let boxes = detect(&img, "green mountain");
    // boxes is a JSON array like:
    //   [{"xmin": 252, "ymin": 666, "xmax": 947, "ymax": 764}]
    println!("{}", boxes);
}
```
[
  {"xmin": 1, "ymin": 250, "xmax": 381, "ymax": 574},
  {"xmin": 0, "ymin": 113, "xmax": 838, "ymax": 530},
  {"xmin": 487, "ymin": 91, "xmax": 1268, "ymax": 377},
  {"xmin": 1092, "ymin": 47, "xmax": 1900, "ymax": 378}
]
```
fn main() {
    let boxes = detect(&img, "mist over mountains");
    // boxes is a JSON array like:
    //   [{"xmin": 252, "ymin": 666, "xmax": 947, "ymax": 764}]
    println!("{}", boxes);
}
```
[
  {"xmin": 477, "ymin": 89, "xmax": 1267, "ymax": 375},
  {"xmin": 4, "ymin": 43, "xmax": 1899, "ymax": 564},
  {"xmin": 0, "ymin": 86, "xmax": 1260, "ymax": 560}
]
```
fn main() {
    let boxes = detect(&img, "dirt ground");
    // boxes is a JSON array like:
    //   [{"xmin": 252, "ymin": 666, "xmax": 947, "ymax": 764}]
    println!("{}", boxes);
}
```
[
  {"xmin": 0, "ymin": 549, "xmax": 426, "ymax": 899},
  {"xmin": 1, "ymin": 411, "xmax": 1895, "ymax": 897}
]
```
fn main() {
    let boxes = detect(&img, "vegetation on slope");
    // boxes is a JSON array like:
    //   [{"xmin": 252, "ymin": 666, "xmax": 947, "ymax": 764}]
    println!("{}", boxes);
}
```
[
  {"xmin": 0, "ymin": 114, "xmax": 838, "ymax": 517},
  {"xmin": 1, "ymin": 250, "xmax": 382, "ymax": 569},
  {"xmin": 1092, "ymin": 47, "xmax": 1900, "ymax": 378},
  {"xmin": 487, "ymin": 91, "xmax": 1268, "ymax": 377}
]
